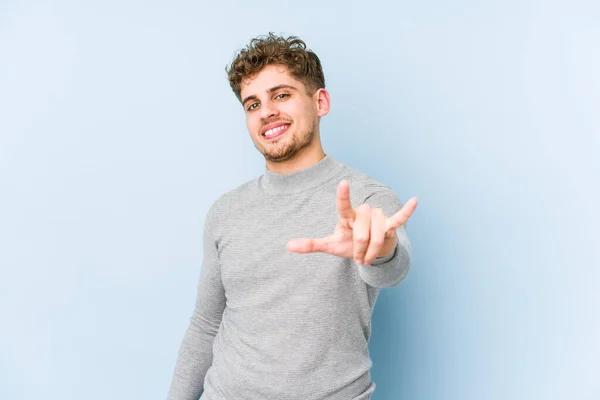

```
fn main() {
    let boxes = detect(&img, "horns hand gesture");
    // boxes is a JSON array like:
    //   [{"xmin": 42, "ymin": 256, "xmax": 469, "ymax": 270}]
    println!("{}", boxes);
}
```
[{"xmin": 286, "ymin": 180, "xmax": 417, "ymax": 265}]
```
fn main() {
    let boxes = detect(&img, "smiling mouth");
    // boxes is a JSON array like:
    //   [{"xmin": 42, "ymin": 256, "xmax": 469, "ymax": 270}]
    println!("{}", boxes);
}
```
[{"xmin": 262, "ymin": 124, "xmax": 291, "ymax": 140}]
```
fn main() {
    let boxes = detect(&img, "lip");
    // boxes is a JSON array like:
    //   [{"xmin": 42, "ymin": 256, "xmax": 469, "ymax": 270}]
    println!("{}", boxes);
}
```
[{"xmin": 261, "ymin": 122, "xmax": 291, "ymax": 136}]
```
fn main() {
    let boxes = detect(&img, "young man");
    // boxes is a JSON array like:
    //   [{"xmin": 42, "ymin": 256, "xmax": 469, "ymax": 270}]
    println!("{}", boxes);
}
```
[{"xmin": 167, "ymin": 33, "xmax": 417, "ymax": 400}]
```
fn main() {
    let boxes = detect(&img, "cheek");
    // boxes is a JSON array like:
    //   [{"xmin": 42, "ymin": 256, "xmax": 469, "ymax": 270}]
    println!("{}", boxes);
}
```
[
  {"xmin": 281, "ymin": 105, "xmax": 304, "ymax": 125},
  {"xmin": 246, "ymin": 115, "xmax": 259, "ymax": 133},
  {"xmin": 295, "ymin": 105, "xmax": 316, "ymax": 128}
]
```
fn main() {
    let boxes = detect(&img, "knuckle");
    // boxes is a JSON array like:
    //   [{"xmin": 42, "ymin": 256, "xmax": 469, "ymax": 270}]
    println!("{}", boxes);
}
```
[
  {"xmin": 371, "ymin": 239, "xmax": 384, "ymax": 247},
  {"xmin": 355, "ymin": 236, "xmax": 369, "ymax": 243}
]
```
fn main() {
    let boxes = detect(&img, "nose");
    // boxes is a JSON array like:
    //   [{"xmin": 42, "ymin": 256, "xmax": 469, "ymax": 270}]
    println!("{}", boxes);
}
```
[{"xmin": 259, "ymin": 99, "xmax": 278, "ymax": 119}]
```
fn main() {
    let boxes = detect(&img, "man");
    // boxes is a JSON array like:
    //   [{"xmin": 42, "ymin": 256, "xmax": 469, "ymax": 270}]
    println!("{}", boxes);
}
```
[{"xmin": 167, "ymin": 33, "xmax": 417, "ymax": 400}]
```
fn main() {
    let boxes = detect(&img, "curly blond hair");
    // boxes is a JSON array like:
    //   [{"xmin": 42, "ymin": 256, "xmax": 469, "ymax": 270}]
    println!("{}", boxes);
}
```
[{"xmin": 226, "ymin": 33, "xmax": 326, "ymax": 102}]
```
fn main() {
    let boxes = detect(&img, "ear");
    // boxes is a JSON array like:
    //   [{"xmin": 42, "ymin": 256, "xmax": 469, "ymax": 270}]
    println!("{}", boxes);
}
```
[{"xmin": 314, "ymin": 88, "xmax": 331, "ymax": 117}]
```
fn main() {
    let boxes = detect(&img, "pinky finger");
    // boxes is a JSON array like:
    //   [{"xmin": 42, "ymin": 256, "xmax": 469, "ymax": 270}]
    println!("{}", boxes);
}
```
[{"xmin": 386, "ymin": 197, "xmax": 418, "ymax": 231}]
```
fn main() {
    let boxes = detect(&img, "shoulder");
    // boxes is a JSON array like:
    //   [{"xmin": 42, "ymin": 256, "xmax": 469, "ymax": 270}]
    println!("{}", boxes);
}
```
[
  {"xmin": 201, "ymin": 177, "xmax": 259, "ymax": 238},
  {"xmin": 206, "ymin": 177, "xmax": 258, "ymax": 217},
  {"xmin": 337, "ymin": 162, "xmax": 405, "ymax": 215},
  {"xmin": 335, "ymin": 162, "xmax": 398, "ymax": 201}
]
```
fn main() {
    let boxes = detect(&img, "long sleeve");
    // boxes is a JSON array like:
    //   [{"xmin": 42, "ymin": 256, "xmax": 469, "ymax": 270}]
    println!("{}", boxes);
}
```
[
  {"xmin": 167, "ymin": 203, "xmax": 226, "ymax": 400},
  {"xmin": 356, "ymin": 185, "xmax": 412, "ymax": 288}
]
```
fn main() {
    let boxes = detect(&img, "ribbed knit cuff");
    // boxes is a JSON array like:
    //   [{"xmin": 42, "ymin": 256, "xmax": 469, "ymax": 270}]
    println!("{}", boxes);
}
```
[{"xmin": 369, "ymin": 244, "xmax": 398, "ymax": 266}]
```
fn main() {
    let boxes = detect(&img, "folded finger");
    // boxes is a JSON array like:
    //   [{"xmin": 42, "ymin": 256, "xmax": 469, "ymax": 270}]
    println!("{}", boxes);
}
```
[
  {"xmin": 364, "ymin": 208, "xmax": 386, "ymax": 265},
  {"xmin": 353, "ymin": 204, "xmax": 371, "ymax": 264}
]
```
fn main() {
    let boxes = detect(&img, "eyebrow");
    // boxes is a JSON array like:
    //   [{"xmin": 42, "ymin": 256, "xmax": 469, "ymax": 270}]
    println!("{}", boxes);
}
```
[{"xmin": 241, "ymin": 84, "xmax": 298, "ymax": 107}]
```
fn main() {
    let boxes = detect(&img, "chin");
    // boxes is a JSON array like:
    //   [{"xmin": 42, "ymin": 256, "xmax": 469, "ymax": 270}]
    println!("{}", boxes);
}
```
[{"xmin": 264, "ymin": 151, "xmax": 294, "ymax": 163}]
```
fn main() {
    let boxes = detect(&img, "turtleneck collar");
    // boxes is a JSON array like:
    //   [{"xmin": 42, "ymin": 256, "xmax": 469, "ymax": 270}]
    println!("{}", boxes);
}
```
[{"xmin": 259, "ymin": 154, "xmax": 346, "ymax": 195}]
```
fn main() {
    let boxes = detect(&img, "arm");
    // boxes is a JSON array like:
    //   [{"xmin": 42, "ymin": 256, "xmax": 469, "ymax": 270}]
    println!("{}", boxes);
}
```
[
  {"xmin": 286, "ymin": 180, "xmax": 416, "ymax": 289},
  {"xmin": 167, "ymin": 203, "xmax": 226, "ymax": 400},
  {"xmin": 357, "ymin": 188, "xmax": 412, "ymax": 288}
]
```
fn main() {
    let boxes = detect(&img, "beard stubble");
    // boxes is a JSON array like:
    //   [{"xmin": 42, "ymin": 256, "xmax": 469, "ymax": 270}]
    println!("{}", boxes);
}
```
[{"xmin": 258, "ymin": 123, "xmax": 316, "ymax": 163}]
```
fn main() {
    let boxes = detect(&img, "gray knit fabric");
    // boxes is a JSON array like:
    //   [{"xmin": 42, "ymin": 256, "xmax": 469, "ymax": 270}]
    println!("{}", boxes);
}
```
[{"xmin": 167, "ymin": 155, "xmax": 412, "ymax": 400}]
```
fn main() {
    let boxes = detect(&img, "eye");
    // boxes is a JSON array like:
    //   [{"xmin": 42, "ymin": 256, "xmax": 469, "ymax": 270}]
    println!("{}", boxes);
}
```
[
  {"xmin": 275, "ymin": 93, "xmax": 289, "ymax": 100},
  {"xmin": 247, "ymin": 102, "xmax": 259, "ymax": 111}
]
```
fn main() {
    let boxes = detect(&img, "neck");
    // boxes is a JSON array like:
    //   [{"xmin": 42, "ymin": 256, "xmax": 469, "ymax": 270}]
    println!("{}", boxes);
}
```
[
  {"xmin": 265, "ymin": 139, "xmax": 326, "ymax": 175},
  {"xmin": 260, "ymin": 151, "xmax": 344, "ymax": 195}
]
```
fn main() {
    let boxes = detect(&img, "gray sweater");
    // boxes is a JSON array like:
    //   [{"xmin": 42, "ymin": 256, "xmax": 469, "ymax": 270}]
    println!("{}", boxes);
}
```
[{"xmin": 167, "ymin": 155, "xmax": 412, "ymax": 400}]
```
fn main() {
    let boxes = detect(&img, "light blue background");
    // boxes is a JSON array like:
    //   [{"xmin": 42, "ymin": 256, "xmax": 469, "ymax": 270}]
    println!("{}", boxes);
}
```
[{"xmin": 1, "ymin": 1, "xmax": 598, "ymax": 399}]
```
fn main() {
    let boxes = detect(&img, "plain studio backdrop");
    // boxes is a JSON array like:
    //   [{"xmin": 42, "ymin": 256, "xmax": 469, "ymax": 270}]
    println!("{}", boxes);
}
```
[{"xmin": 0, "ymin": 0, "xmax": 598, "ymax": 399}]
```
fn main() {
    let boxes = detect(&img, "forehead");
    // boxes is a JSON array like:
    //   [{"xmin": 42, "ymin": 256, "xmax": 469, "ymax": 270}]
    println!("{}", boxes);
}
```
[{"xmin": 240, "ymin": 64, "xmax": 304, "ymax": 98}]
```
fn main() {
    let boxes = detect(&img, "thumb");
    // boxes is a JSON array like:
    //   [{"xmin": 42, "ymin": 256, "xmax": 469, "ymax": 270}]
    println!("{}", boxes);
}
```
[{"xmin": 287, "ymin": 237, "xmax": 331, "ymax": 254}]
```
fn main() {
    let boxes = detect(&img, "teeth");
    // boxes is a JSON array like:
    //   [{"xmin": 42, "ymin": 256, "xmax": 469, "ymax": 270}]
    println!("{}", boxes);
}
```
[{"xmin": 265, "ymin": 125, "xmax": 288, "ymax": 137}]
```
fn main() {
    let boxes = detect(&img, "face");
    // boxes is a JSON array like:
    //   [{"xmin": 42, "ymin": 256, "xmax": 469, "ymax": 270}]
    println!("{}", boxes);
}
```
[{"xmin": 240, "ymin": 64, "xmax": 329, "ymax": 164}]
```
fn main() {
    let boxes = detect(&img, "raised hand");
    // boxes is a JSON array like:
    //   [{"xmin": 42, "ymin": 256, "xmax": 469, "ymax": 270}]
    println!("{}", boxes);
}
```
[{"xmin": 286, "ymin": 180, "xmax": 418, "ymax": 265}]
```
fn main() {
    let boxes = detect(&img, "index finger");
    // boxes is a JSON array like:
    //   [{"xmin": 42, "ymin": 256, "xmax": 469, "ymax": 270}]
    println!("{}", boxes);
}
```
[{"xmin": 336, "ymin": 180, "xmax": 356, "ymax": 220}]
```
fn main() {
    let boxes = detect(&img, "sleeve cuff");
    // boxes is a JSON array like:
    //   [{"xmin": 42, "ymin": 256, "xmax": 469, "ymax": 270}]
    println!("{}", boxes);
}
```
[{"xmin": 369, "ymin": 244, "xmax": 398, "ymax": 266}]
